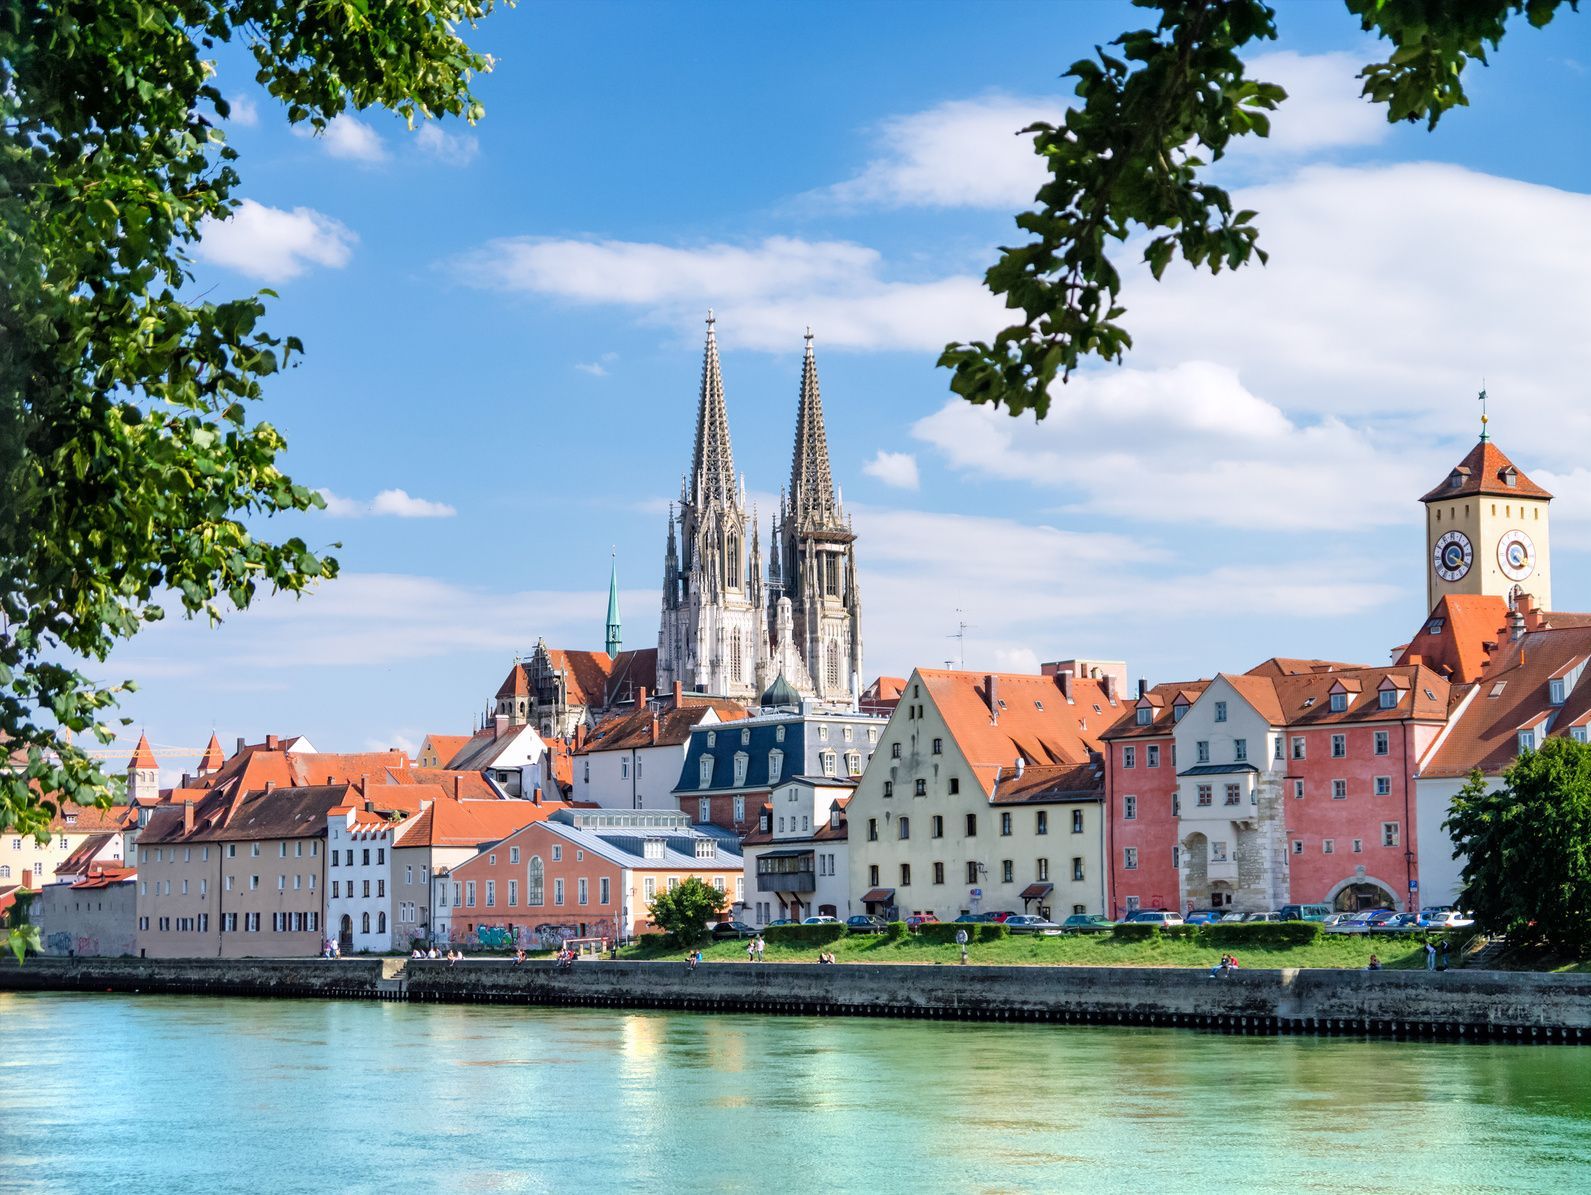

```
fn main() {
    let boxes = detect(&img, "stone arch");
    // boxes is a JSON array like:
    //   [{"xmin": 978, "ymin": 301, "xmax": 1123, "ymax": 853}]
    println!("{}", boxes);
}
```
[{"xmin": 1325, "ymin": 875, "xmax": 1400, "ymax": 912}]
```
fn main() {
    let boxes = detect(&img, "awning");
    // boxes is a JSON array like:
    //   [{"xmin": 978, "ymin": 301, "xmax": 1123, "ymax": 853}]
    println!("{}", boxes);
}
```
[
  {"xmin": 1176, "ymin": 763, "xmax": 1259, "ymax": 777},
  {"xmin": 861, "ymin": 888, "xmax": 895, "ymax": 903},
  {"xmin": 758, "ymin": 848, "xmax": 815, "ymax": 860},
  {"xmin": 1019, "ymin": 882, "xmax": 1053, "ymax": 901}
]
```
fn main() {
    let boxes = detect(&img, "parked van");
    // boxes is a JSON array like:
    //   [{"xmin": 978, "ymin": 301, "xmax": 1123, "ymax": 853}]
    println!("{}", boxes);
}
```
[{"xmin": 1278, "ymin": 904, "xmax": 1333, "ymax": 922}]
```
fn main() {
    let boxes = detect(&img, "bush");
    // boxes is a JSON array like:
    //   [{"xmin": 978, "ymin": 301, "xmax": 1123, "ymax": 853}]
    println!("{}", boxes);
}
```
[
  {"xmin": 1111, "ymin": 922, "xmax": 1160, "ymax": 942},
  {"xmin": 1161, "ymin": 924, "xmax": 1201, "ymax": 940},
  {"xmin": 882, "ymin": 921, "xmax": 907, "ymax": 942},
  {"xmin": 917, "ymin": 922, "xmax": 1008, "ymax": 945},
  {"xmin": 1203, "ymin": 920, "xmax": 1322, "ymax": 948},
  {"xmin": 765, "ymin": 922, "xmax": 847, "ymax": 947}
]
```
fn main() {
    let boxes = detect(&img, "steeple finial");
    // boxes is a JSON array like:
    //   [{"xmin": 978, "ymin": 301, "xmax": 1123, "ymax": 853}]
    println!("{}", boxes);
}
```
[
  {"xmin": 788, "ymin": 326, "xmax": 836, "ymax": 522},
  {"xmin": 606, "ymin": 548, "xmax": 622, "ymax": 657},
  {"xmin": 1479, "ymin": 385, "xmax": 1489, "ymax": 442},
  {"xmin": 687, "ymin": 310, "xmax": 736, "ymax": 506}
]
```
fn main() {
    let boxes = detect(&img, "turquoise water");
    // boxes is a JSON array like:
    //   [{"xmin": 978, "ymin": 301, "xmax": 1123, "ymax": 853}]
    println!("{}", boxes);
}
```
[{"xmin": 2, "ymin": 993, "xmax": 1589, "ymax": 1193}]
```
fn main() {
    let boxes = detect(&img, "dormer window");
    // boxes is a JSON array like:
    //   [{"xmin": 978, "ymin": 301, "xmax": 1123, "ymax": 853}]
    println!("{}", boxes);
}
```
[
  {"xmin": 698, "ymin": 755, "xmax": 714, "ymax": 788},
  {"xmin": 643, "ymin": 838, "xmax": 664, "ymax": 860},
  {"xmin": 706, "ymin": 731, "xmax": 716, "ymax": 747},
  {"xmin": 1550, "ymin": 678, "xmax": 1566, "ymax": 706},
  {"xmin": 1173, "ymin": 701, "xmax": 1188, "ymax": 722},
  {"xmin": 1448, "ymin": 472, "xmax": 1462, "ymax": 488},
  {"xmin": 733, "ymin": 752, "xmax": 749, "ymax": 786},
  {"xmin": 1378, "ymin": 689, "xmax": 1398, "ymax": 710},
  {"xmin": 1034, "ymin": 700, "xmax": 1044, "ymax": 711},
  {"xmin": 1427, "ymin": 618, "xmax": 1445, "ymax": 635},
  {"xmin": 694, "ymin": 839, "xmax": 716, "ymax": 860},
  {"xmin": 740, "ymin": 728, "xmax": 750, "ymax": 745},
  {"xmin": 775, "ymin": 724, "xmax": 785, "ymax": 742},
  {"xmin": 830, "ymin": 809, "xmax": 840, "ymax": 829},
  {"xmin": 767, "ymin": 750, "xmax": 783, "ymax": 785},
  {"xmin": 1135, "ymin": 707, "xmax": 1152, "ymax": 726},
  {"xmin": 1518, "ymin": 729, "xmax": 1537, "ymax": 754},
  {"xmin": 1502, "ymin": 467, "xmax": 1518, "ymax": 487},
  {"xmin": 1329, "ymin": 692, "xmax": 1348, "ymax": 713}
]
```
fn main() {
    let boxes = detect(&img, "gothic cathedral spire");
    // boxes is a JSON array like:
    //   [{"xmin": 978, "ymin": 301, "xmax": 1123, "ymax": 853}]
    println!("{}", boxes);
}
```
[
  {"xmin": 689, "ymin": 309, "xmax": 736, "ymax": 507},
  {"xmin": 789, "ymin": 327, "xmax": 836, "ymax": 523}
]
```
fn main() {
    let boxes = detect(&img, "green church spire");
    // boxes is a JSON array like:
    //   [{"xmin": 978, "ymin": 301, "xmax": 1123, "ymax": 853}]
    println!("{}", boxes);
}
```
[{"xmin": 605, "ymin": 549, "xmax": 622, "ymax": 657}]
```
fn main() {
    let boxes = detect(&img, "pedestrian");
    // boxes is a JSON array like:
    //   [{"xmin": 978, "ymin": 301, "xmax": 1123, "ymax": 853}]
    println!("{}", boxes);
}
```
[
  {"xmin": 694, "ymin": 948, "xmax": 703, "ymax": 969},
  {"xmin": 1437, "ymin": 939, "xmax": 1450, "ymax": 971},
  {"xmin": 1425, "ymin": 940, "xmax": 1437, "ymax": 971},
  {"xmin": 755, "ymin": 935, "xmax": 765, "ymax": 962},
  {"xmin": 1367, "ymin": 953, "xmax": 1382, "ymax": 971},
  {"xmin": 746, "ymin": 938, "xmax": 756, "ymax": 963}
]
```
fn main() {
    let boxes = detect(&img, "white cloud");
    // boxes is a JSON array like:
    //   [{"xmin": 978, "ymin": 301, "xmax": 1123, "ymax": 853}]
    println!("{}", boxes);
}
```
[
  {"xmin": 226, "ymin": 95, "xmax": 260, "ymax": 127},
  {"xmin": 414, "ymin": 122, "xmax": 479, "ymax": 166},
  {"xmin": 195, "ymin": 199, "xmax": 356, "ymax": 282},
  {"xmin": 862, "ymin": 450, "xmax": 920, "ymax": 490},
  {"xmin": 459, "ymin": 235, "xmax": 1002, "ymax": 352},
  {"xmin": 1238, "ymin": 50, "xmax": 1388, "ymax": 156},
  {"xmin": 318, "ymin": 488, "xmax": 457, "ymax": 519},
  {"xmin": 815, "ymin": 94, "xmax": 1058, "ymax": 210},
  {"xmin": 576, "ymin": 352, "xmax": 618, "ymax": 377},
  {"xmin": 296, "ymin": 114, "xmax": 389, "ymax": 162}
]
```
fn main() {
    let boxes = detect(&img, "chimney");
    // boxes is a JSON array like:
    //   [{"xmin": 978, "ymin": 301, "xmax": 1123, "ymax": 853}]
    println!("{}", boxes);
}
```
[
  {"xmin": 236, "ymin": 737, "xmax": 246, "ymax": 754},
  {"xmin": 494, "ymin": 713, "xmax": 509, "ymax": 739},
  {"xmin": 1014, "ymin": 755, "xmax": 1025, "ymax": 778},
  {"xmin": 182, "ymin": 799, "xmax": 194, "ymax": 834},
  {"xmin": 672, "ymin": 680, "xmax": 683, "ymax": 707},
  {"xmin": 1058, "ymin": 673, "xmax": 1073, "ymax": 701},
  {"xmin": 650, "ymin": 716, "xmax": 659, "ymax": 745},
  {"xmin": 181, "ymin": 772, "xmax": 192, "ymax": 788},
  {"xmin": 575, "ymin": 724, "xmax": 588, "ymax": 750},
  {"xmin": 359, "ymin": 773, "xmax": 370, "ymax": 796},
  {"xmin": 1102, "ymin": 674, "xmax": 1117, "ymax": 702},
  {"xmin": 364, "ymin": 801, "xmax": 375, "ymax": 814},
  {"xmin": 21, "ymin": 868, "xmax": 32, "ymax": 891},
  {"xmin": 1137, "ymin": 678, "xmax": 1147, "ymax": 699},
  {"xmin": 984, "ymin": 674, "xmax": 999, "ymax": 721},
  {"xmin": 264, "ymin": 780, "xmax": 275, "ymax": 792},
  {"xmin": 266, "ymin": 734, "xmax": 279, "ymax": 750},
  {"xmin": 453, "ymin": 775, "xmax": 462, "ymax": 799},
  {"xmin": 637, "ymin": 685, "xmax": 649, "ymax": 705},
  {"xmin": 1509, "ymin": 608, "xmax": 1527, "ymax": 642}
]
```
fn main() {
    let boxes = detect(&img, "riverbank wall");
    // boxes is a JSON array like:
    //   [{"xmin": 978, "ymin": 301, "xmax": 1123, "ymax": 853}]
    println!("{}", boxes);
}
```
[{"xmin": 3, "ymin": 957, "xmax": 1587, "ymax": 1042}]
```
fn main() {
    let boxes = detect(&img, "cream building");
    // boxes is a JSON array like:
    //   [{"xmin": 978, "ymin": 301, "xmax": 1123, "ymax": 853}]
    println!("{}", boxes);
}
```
[{"xmin": 846, "ymin": 668, "xmax": 1117, "ymax": 922}]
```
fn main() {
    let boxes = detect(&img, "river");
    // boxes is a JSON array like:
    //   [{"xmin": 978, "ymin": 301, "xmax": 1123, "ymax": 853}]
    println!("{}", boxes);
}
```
[{"xmin": 2, "ymin": 992, "xmax": 1588, "ymax": 1193}]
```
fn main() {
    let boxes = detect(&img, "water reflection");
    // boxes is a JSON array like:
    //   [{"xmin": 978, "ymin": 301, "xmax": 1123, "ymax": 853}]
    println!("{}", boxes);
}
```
[{"xmin": 0, "ymin": 993, "xmax": 1587, "ymax": 1195}]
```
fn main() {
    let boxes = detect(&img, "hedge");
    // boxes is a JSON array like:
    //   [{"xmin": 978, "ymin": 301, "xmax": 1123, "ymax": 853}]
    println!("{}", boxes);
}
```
[
  {"xmin": 1111, "ymin": 923, "xmax": 1160, "ymax": 942},
  {"xmin": 882, "ymin": 921, "xmax": 907, "ymax": 942},
  {"xmin": 765, "ymin": 923, "xmax": 847, "ymax": 946},
  {"xmin": 917, "ymin": 922, "xmax": 1008, "ymax": 945},
  {"xmin": 1202, "ymin": 921, "xmax": 1322, "ymax": 948}
]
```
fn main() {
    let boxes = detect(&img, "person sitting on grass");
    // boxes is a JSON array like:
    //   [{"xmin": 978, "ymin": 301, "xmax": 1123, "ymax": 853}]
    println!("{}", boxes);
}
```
[{"xmin": 1367, "ymin": 953, "xmax": 1382, "ymax": 971}]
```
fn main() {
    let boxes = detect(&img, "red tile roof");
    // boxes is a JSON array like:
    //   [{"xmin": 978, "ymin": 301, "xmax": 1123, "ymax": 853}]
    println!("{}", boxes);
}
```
[
  {"xmin": 989, "ymin": 760, "xmax": 1105, "ymax": 805},
  {"xmin": 1421, "ymin": 439, "xmax": 1551, "ymax": 502},
  {"xmin": 48, "ymin": 803, "xmax": 138, "ymax": 834},
  {"xmin": 544, "ymin": 649, "xmax": 616, "ymax": 708},
  {"xmin": 199, "ymin": 733, "xmax": 225, "ymax": 773},
  {"xmin": 1102, "ymin": 680, "xmax": 1212, "ymax": 740},
  {"xmin": 128, "ymin": 732, "xmax": 157, "ymax": 771},
  {"xmin": 398, "ymin": 768, "xmax": 501, "ymax": 801},
  {"xmin": 421, "ymin": 735, "xmax": 474, "ymax": 768},
  {"xmin": 578, "ymin": 697, "xmax": 749, "ymax": 755},
  {"xmin": 495, "ymin": 663, "xmax": 531, "ymax": 700},
  {"xmin": 1245, "ymin": 657, "xmax": 1365, "ymax": 678},
  {"xmin": 69, "ymin": 864, "xmax": 136, "ymax": 890},
  {"xmin": 1396, "ymin": 593, "xmax": 1509, "ymax": 683},
  {"xmin": 393, "ymin": 796, "xmax": 568, "ymax": 849},
  {"xmin": 606, "ymin": 648, "xmax": 658, "ymax": 706}
]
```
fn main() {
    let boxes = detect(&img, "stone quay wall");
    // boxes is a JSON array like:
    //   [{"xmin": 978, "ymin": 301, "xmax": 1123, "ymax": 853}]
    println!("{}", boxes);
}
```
[{"xmin": 3, "ymin": 957, "xmax": 1588, "ymax": 1043}]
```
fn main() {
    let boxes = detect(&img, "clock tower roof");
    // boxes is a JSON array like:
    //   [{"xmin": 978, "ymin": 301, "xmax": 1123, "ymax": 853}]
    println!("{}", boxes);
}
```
[{"xmin": 1421, "ymin": 439, "xmax": 1552, "ymax": 504}]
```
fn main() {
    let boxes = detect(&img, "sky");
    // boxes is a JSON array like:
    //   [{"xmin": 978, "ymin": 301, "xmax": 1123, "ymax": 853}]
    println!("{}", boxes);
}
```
[{"xmin": 102, "ymin": 1, "xmax": 1591, "ymax": 777}]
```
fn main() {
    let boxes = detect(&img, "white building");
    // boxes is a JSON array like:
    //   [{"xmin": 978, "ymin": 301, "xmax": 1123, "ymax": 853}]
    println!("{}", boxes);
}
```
[
  {"xmin": 740, "ymin": 777, "xmax": 852, "ymax": 924},
  {"xmin": 326, "ymin": 804, "xmax": 413, "ymax": 953},
  {"xmin": 573, "ymin": 686, "xmax": 746, "ymax": 810}
]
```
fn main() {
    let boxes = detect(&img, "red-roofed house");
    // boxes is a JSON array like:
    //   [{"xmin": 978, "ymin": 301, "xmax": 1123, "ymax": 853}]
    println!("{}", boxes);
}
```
[
  {"xmin": 491, "ymin": 640, "xmax": 659, "ymax": 740},
  {"xmin": 574, "ymin": 684, "xmax": 749, "ymax": 812},
  {"xmin": 846, "ymin": 667, "xmax": 1120, "ymax": 922},
  {"xmin": 36, "ymin": 862, "xmax": 138, "ymax": 957}
]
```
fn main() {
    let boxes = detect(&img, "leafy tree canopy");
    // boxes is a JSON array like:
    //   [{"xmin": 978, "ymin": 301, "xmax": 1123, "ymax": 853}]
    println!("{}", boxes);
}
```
[
  {"xmin": 647, "ymin": 877, "xmax": 729, "ymax": 947},
  {"xmin": 941, "ymin": 0, "xmax": 1580, "ymax": 418},
  {"xmin": 1444, "ymin": 740, "xmax": 1591, "ymax": 956},
  {"xmin": 1, "ymin": 0, "xmax": 500, "ymax": 959}
]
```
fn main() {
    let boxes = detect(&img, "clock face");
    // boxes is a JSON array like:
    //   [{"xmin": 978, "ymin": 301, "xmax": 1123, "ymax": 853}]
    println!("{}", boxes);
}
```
[
  {"xmin": 1433, "ymin": 530, "xmax": 1473, "ymax": 582},
  {"xmin": 1498, "ymin": 529, "xmax": 1536, "ymax": 581}
]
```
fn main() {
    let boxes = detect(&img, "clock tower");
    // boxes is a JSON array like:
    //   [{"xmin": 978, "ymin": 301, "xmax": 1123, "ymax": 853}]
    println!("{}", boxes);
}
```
[{"xmin": 1420, "ymin": 431, "xmax": 1552, "ymax": 615}]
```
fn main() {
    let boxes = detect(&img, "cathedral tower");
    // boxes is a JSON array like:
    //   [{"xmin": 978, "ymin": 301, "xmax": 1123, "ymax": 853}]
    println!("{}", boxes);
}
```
[
  {"xmin": 657, "ymin": 313, "xmax": 767, "ymax": 700},
  {"xmin": 1421, "ymin": 419, "xmax": 1552, "ymax": 614},
  {"xmin": 772, "ymin": 330, "xmax": 863, "ymax": 702}
]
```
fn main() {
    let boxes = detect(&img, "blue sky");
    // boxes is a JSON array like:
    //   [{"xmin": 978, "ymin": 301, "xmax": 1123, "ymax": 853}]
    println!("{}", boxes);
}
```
[{"xmin": 105, "ymin": 1, "xmax": 1591, "ymax": 775}]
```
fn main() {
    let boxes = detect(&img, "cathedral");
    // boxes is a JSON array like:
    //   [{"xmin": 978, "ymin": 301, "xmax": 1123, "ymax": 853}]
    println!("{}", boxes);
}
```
[{"xmin": 657, "ymin": 313, "xmax": 863, "ymax": 706}]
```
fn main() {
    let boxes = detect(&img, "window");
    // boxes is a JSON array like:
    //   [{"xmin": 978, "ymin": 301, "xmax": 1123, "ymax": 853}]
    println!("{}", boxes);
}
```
[
  {"xmin": 1196, "ymin": 741, "xmax": 1210, "ymax": 764},
  {"xmin": 1332, "ymin": 779, "xmax": 1347, "ymax": 800},
  {"xmin": 868, "ymin": 865, "xmax": 879, "ymax": 888},
  {"xmin": 1550, "ymin": 677, "xmax": 1567, "ymax": 706},
  {"xmin": 1382, "ymin": 822, "xmax": 1400, "ymax": 847},
  {"xmin": 1071, "ymin": 857, "xmax": 1084, "ymax": 882},
  {"xmin": 899, "ymin": 863, "xmax": 912, "ymax": 886},
  {"xmin": 1173, "ymin": 702, "xmax": 1188, "ymax": 722},
  {"xmin": 554, "ymin": 878, "xmax": 565, "ymax": 905},
  {"xmin": 733, "ymin": 795, "xmax": 745, "ymax": 822},
  {"xmin": 528, "ymin": 857, "xmax": 544, "ymax": 905},
  {"xmin": 868, "ymin": 818, "xmax": 878, "ymax": 842},
  {"xmin": 1146, "ymin": 745, "xmax": 1160, "ymax": 768},
  {"xmin": 1233, "ymin": 738, "xmax": 1247, "ymax": 762},
  {"xmin": 250, "ymin": 843, "xmax": 260, "ymax": 857},
  {"xmin": 1518, "ymin": 729, "xmax": 1537, "ymax": 753},
  {"xmin": 898, "ymin": 817, "xmax": 911, "ymax": 840},
  {"xmin": 914, "ymin": 779, "xmax": 927, "ymax": 796},
  {"xmin": 699, "ymin": 797, "xmax": 711, "ymax": 823},
  {"xmin": 465, "ymin": 881, "xmax": 476, "ymax": 908},
  {"xmin": 999, "ymin": 812, "xmax": 1012, "ymax": 836},
  {"xmin": 1123, "ymin": 746, "xmax": 1136, "ymax": 769},
  {"xmin": 1375, "ymin": 776, "xmax": 1392, "ymax": 796},
  {"xmin": 1123, "ymin": 795, "xmax": 1137, "ymax": 820},
  {"xmin": 1135, "ymin": 706, "xmax": 1152, "ymax": 726},
  {"xmin": 600, "ymin": 877, "xmax": 610, "ymax": 904},
  {"xmin": 698, "ymin": 755, "xmax": 714, "ymax": 788},
  {"xmin": 1353, "ymin": 839, "xmax": 1364, "ymax": 854},
  {"xmin": 931, "ymin": 815, "xmax": 944, "ymax": 838},
  {"xmin": 1292, "ymin": 840, "xmax": 1302, "ymax": 856},
  {"xmin": 485, "ymin": 880, "xmax": 496, "ymax": 907},
  {"xmin": 1573, "ymin": 726, "xmax": 1589, "ymax": 744},
  {"xmin": 932, "ymin": 737, "xmax": 943, "ymax": 755},
  {"xmin": 964, "ymin": 813, "xmax": 977, "ymax": 837},
  {"xmin": 508, "ymin": 880, "xmax": 519, "ymax": 907},
  {"xmin": 1379, "ymin": 688, "xmax": 1398, "ymax": 710},
  {"xmin": 1037, "ymin": 858, "xmax": 1049, "ymax": 881},
  {"xmin": 1223, "ymin": 784, "xmax": 1241, "ymax": 806},
  {"xmin": 1196, "ymin": 784, "xmax": 1213, "ymax": 806},
  {"xmin": 948, "ymin": 777, "xmax": 959, "ymax": 794},
  {"xmin": 1001, "ymin": 860, "xmax": 1014, "ymax": 883},
  {"xmin": 1214, "ymin": 701, "xmax": 1227, "ymax": 722},
  {"xmin": 883, "ymin": 781, "xmax": 894, "ymax": 798},
  {"xmin": 1123, "ymin": 848, "xmax": 1138, "ymax": 871},
  {"xmin": 1071, "ymin": 809, "xmax": 1084, "ymax": 833},
  {"xmin": 965, "ymin": 862, "xmax": 979, "ymax": 884},
  {"xmin": 1035, "ymin": 811, "xmax": 1047, "ymax": 835},
  {"xmin": 1209, "ymin": 841, "xmax": 1227, "ymax": 863},
  {"xmin": 1322, "ymin": 839, "xmax": 1335, "ymax": 854},
  {"xmin": 821, "ymin": 752, "xmax": 837, "ymax": 777},
  {"xmin": 1331, "ymin": 734, "xmax": 1347, "ymax": 758},
  {"xmin": 1374, "ymin": 731, "xmax": 1390, "ymax": 756},
  {"xmin": 1274, "ymin": 735, "xmax": 1284, "ymax": 760},
  {"xmin": 733, "ymin": 753, "xmax": 749, "ymax": 786},
  {"xmin": 644, "ymin": 877, "xmax": 656, "ymax": 901},
  {"xmin": 890, "ymin": 743, "xmax": 901, "ymax": 759},
  {"xmin": 1172, "ymin": 846, "xmax": 1181, "ymax": 869},
  {"xmin": 1292, "ymin": 779, "xmax": 1305, "ymax": 799},
  {"xmin": 552, "ymin": 845, "xmax": 562, "ymax": 862},
  {"xmin": 509, "ymin": 846, "xmax": 520, "ymax": 865},
  {"xmin": 933, "ymin": 862, "xmax": 945, "ymax": 885},
  {"xmin": 578, "ymin": 878, "xmax": 589, "ymax": 905},
  {"xmin": 249, "ymin": 875, "xmax": 259, "ymax": 890},
  {"xmin": 1330, "ymin": 692, "xmax": 1348, "ymax": 713},
  {"xmin": 767, "ymin": 750, "xmax": 783, "ymax": 785}
]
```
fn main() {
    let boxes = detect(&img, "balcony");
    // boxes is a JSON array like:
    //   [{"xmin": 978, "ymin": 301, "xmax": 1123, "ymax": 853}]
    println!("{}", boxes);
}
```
[
  {"xmin": 1205, "ymin": 859, "xmax": 1238, "ymax": 884},
  {"xmin": 756, "ymin": 848, "xmax": 816, "ymax": 893},
  {"xmin": 757, "ymin": 871, "xmax": 815, "ymax": 893}
]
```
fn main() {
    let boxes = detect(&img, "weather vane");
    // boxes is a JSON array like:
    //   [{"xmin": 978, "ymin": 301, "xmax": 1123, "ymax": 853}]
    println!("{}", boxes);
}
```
[{"xmin": 1479, "ymin": 384, "xmax": 1489, "ymax": 442}]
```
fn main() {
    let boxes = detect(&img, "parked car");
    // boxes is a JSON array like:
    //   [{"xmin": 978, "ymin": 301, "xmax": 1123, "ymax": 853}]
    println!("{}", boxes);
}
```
[
  {"xmin": 1419, "ymin": 905, "xmax": 1455, "ymax": 919},
  {"xmin": 1321, "ymin": 912, "xmax": 1358, "ymax": 928},
  {"xmin": 1218, "ymin": 912, "xmax": 1249, "ymax": 923},
  {"xmin": 986, "ymin": 911, "xmax": 1019, "ymax": 923},
  {"xmin": 1423, "ymin": 911, "xmax": 1475, "ymax": 930},
  {"xmin": 1244, "ymin": 912, "xmax": 1281, "ymax": 923},
  {"xmin": 1278, "ymin": 904, "xmax": 1333, "ymax": 922},
  {"xmin": 764, "ymin": 919, "xmax": 795, "ymax": 929},
  {"xmin": 1362, "ymin": 909, "xmax": 1399, "ymax": 926},
  {"xmin": 1184, "ymin": 910, "xmax": 1225, "ymax": 925},
  {"xmin": 1327, "ymin": 914, "xmax": 1379, "ymax": 934},
  {"xmin": 1061, "ymin": 914, "xmax": 1114, "ymax": 933},
  {"xmin": 846, "ymin": 914, "xmax": 887, "ymax": 933},
  {"xmin": 801, "ymin": 915, "xmax": 839, "ymax": 925},
  {"xmin": 1003, "ymin": 914, "xmax": 1061, "ymax": 933},
  {"xmin": 904, "ymin": 914, "xmax": 939, "ymax": 932},
  {"xmin": 710, "ymin": 920, "xmax": 758, "ymax": 940},
  {"xmin": 1127, "ymin": 910, "xmax": 1185, "ymax": 926},
  {"xmin": 1372, "ymin": 913, "xmax": 1421, "ymax": 932}
]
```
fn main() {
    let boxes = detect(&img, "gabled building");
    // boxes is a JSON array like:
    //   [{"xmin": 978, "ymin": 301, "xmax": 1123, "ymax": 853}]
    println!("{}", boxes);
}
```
[
  {"xmin": 846, "ymin": 667, "xmax": 1121, "ymax": 922},
  {"xmin": 491, "ymin": 637, "xmax": 658, "ymax": 740},
  {"xmin": 326, "ymin": 799, "xmax": 420, "ymax": 954},
  {"xmin": 36, "ymin": 862, "xmax": 138, "ymax": 957},
  {"xmin": 573, "ymin": 684, "xmax": 748, "ymax": 811},
  {"xmin": 740, "ymin": 778, "xmax": 853, "ymax": 925}
]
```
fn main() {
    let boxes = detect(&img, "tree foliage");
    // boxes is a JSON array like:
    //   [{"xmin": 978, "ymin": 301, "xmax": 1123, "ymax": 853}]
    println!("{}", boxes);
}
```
[
  {"xmin": 647, "ymin": 877, "xmax": 729, "ymax": 947},
  {"xmin": 0, "ymin": 1, "xmax": 500, "ymax": 960},
  {"xmin": 941, "ymin": 0, "xmax": 1580, "ymax": 418},
  {"xmin": 1445, "ymin": 742, "xmax": 1591, "ymax": 956}
]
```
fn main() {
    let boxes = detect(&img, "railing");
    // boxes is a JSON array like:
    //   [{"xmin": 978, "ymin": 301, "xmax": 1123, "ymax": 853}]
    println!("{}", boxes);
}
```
[{"xmin": 757, "ymin": 872, "xmax": 815, "ymax": 893}]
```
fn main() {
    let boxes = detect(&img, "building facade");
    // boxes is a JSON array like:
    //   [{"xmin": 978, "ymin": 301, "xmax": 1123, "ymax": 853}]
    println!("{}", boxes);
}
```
[
  {"xmin": 740, "ymin": 778, "xmax": 852, "ymax": 924},
  {"xmin": 325, "ymin": 805, "xmax": 414, "ymax": 954},
  {"xmin": 573, "ymin": 687, "xmax": 747, "ymax": 811},
  {"xmin": 1422, "ymin": 435, "xmax": 1552, "ymax": 614}
]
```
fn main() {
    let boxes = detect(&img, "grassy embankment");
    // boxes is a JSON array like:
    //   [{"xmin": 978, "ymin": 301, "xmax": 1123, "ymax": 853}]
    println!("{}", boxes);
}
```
[{"xmin": 619, "ymin": 930, "xmax": 1435, "ymax": 970}]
